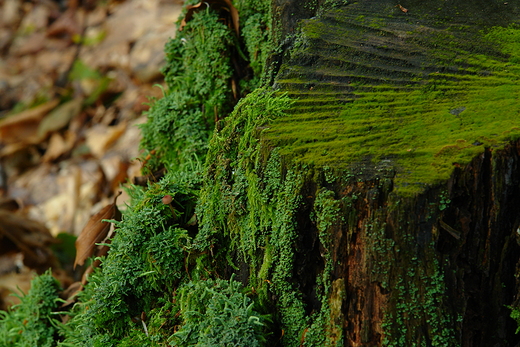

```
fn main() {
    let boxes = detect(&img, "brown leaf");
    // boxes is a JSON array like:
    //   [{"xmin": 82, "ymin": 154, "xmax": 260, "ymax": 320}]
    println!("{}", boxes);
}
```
[
  {"xmin": 0, "ymin": 99, "xmax": 59, "ymax": 145},
  {"xmin": 85, "ymin": 122, "xmax": 127, "ymax": 158},
  {"xmin": 37, "ymin": 98, "xmax": 83, "ymax": 142},
  {"xmin": 60, "ymin": 281, "xmax": 83, "ymax": 308},
  {"xmin": 74, "ymin": 192, "xmax": 121, "ymax": 269},
  {"xmin": 0, "ymin": 210, "xmax": 58, "ymax": 272},
  {"xmin": 42, "ymin": 131, "xmax": 76, "ymax": 162},
  {"xmin": 0, "ymin": 270, "xmax": 35, "ymax": 310},
  {"xmin": 12, "ymin": 32, "xmax": 47, "ymax": 56},
  {"xmin": 180, "ymin": 0, "xmax": 239, "ymax": 36},
  {"xmin": 0, "ymin": 198, "xmax": 19, "ymax": 212},
  {"xmin": 46, "ymin": 8, "xmax": 82, "ymax": 39}
]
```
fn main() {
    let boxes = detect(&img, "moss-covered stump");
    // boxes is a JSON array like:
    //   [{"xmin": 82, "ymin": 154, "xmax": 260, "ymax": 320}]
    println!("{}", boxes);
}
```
[
  {"xmin": 200, "ymin": 0, "xmax": 520, "ymax": 346},
  {"xmin": 4, "ymin": 0, "xmax": 520, "ymax": 346}
]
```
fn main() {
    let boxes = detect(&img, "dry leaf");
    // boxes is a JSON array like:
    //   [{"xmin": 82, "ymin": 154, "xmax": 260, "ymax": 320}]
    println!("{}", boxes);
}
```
[
  {"xmin": 0, "ymin": 144, "xmax": 41, "ymax": 178},
  {"xmin": 0, "ymin": 269, "xmax": 35, "ymax": 310},
  {"xmin": 180, "ymin": 0, "xmax": 239, "ymax": 36},
  {"xmin": 61, "ymin": 281, "xmax": 83, "ymax": 308},
  {"xmin": 0, "ymin": 198, "xmax": 19, "ymax": 211},
  {"xmin": 81, "ymin": 242, "xmax": 110, "ymax": 285},
  {"xmin": 100, "ymin": 155, "xmax": 130, "ymax": 193},
  {"xmin": 74, "ymin": 191, "xmax": 121, "ymax": 268},
  {"xmin": 0, "ymin": 99, "xmax": 59, "ymax": 145},
  {"xmin": 85, "ymin": 122, "xmax": 127, "ymax": 158},
  {"xmin": 0, "ymin": 210, "xmax": 57, "ymax": 272},
  {"xmin": 46, "ymin": 8, "xmax": 83, "ymax": 38},
  {"xmin": 0, "ymin": 253, "xmax": 23, "ymax": 276},
  {"xmin": 42, "ymin": 132, "xmax": 76, "ymax": 162},
  {"xmin": 13, "ymin": 32, "xmax": 46, "ymax": 56},
  {"xmin": 37, "ymin": 98, "xmax": 83, "ymax": 141}
]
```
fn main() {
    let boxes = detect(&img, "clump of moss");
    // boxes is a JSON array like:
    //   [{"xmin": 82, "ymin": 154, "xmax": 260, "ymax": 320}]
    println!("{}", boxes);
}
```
[
  {"xmin": 57, "ymin": 1, "xmax": 277, "ymax": 346},
  {"xmin": 140, "ymin": 8, "xmax": 235, "ymax": 173},
  {"xmin": 198, "ymin": 87, "xmax": 355, "ymax": 346},
  {"xmin": 140, "ymin": 0, "xmax": 274, "ymax": 174},
  {"xmin": 171, "ymin": 276, "xmax": 270, "ymax": 346},
  {"xmin": 0, "ymin": 271, "xmax": 62, "ymax": 347},
  {"xmin": 59, "ymin": 174, "xmax": 197, "ymax": 346},
  {"xmin": 234, "ymin": 0, "xmax": 272, "ymax": 80},
  {"xmin": 484, "ymin": 24, "xmax": 520, "ymax": 63}
]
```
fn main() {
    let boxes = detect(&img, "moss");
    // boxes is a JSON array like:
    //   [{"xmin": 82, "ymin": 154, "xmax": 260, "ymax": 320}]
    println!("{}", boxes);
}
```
[
  {"xmin": 171, "ymin": 276, "xmax": 270, "ymax": 346},
  {"xmin": 55, "ymin": 1, "xmax": 278, "ymax": 346},
  {"xmin": 0, "ymin": 271, "xmax": 61, "ymax": 347},
  {"xmin": 199, "ymin": 99, "xmax": 355, "ymax": 345},
  {"xmin": 140, "ymin": 8, "xmax": 235, "ymax": 172},
  {"xmin": 197, "ymin": 89, "xmax": 310, "ymax": 345},
  {"xmin": 265, "ymin": 4, "xmax": 520, "ymax": 196},
  {"xmin": 60, "ymin": 176, "xmax": 198, "ymax": 346},
  {"xmin": 6, "ymin": 1, "xmax": 519, "ymax": 346}
]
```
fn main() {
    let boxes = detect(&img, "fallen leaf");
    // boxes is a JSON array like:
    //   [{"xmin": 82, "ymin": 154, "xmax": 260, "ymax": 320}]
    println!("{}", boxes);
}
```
[
  {"xmin": 0, "ymin": 99, "xmax": 59, "ymax": 145},
  {"xmin": 74, "ymin": 191, "xmax": 121, "ymax": 268},
  {"xmin": 0, "ymin": 253, "xmax": 23, "ymax": 276},
  {"xmin": 12, "ymin": 32, "xmax": 47, "ymax": 56},
  {"xmin": 37, "ymin": 98, "xmax": 83, "ymax": 141},
  {"xmin": 0, "ymin": 210, "xmax": 58, "ymax": 272},
  {"xmin": 85, "ymin": 122, "xmax": 127, "ymax": 158},
  {"xmin": 0, "ymin": 144, "xmax": 41, "ymax": 178},
  {"xmin": 2, "ymin": 0, "xmax": 22, "ymax": 27},
  {"xmin": 0, "ymin": 269, "xmax": 35, "ymax": 310},
  {"xmin": 46, "ymin": 8, "xmax": 83, "ymax": 39},
  {"xmin": 180, "ymin": 0, "xmax": 239, "ymax": 36},
  {"xmin": 0, "ymin": 198, "xmax": 19, "ymax": 211},
  {"xmin": 100, "ymin": 155, "xmax": 130, "ymax": 193},
  {"xmin": 42, "ymin": 131, "xmax": 76, "ymax": 162},
  {"xmin": 61, "ymin": 281, "xmax": 83, "ymax": 307}
]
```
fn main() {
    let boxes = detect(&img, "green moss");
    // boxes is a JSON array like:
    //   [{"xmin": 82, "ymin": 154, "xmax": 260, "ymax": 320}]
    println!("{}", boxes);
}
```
[
  {"xmin": 198, "ymin": 89, "xmax": 318, "ymax": 345},
  {"xmin": 199, "ymin": 93, "xmax": 357, "ymax": 345},
  {"xmin": 235, "ymin": 0, "xmax": 272, "ymax": 79},
  {"xmin": 54, "ymin": 1, "xmax": 277, "ymax": 345},
  {"xmin": 141, "ymin": 8, "xmax": 235, "ymax": 172},
  {"xmin": 60, "ymin": 175, "xmax": 199, "ymax": 346},
  {"xmin": 171, "ymin": 276, "xmax": 270, "ymax": 346},
  {"xmin": 0, "ymin": 271, "xmax": 61, "ymax": 347},
  {"xmin": 264, "ymin": 6, "xmax": 520, "ymax": 196},
  {"xmin": 484, "ymin": 24, "xmax": 520, "ymax": 63}
]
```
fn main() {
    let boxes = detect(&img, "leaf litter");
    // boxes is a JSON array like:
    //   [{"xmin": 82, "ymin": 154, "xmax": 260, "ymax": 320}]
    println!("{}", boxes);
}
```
[{"xmin": 0, "ymin": 0, "xmax": 183, "ymax": 308}]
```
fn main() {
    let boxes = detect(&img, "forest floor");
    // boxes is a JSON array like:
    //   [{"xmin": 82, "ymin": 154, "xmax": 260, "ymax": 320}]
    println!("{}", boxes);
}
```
[{"xmin": 0, "ymin": 0, "xmax": 182, "ymax": 309}]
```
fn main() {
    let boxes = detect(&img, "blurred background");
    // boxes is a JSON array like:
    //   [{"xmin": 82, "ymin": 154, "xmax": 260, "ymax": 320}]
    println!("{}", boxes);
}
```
[{"xmin": 0, "ymin": 0, "xmax": 183, "ymax": 309}]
